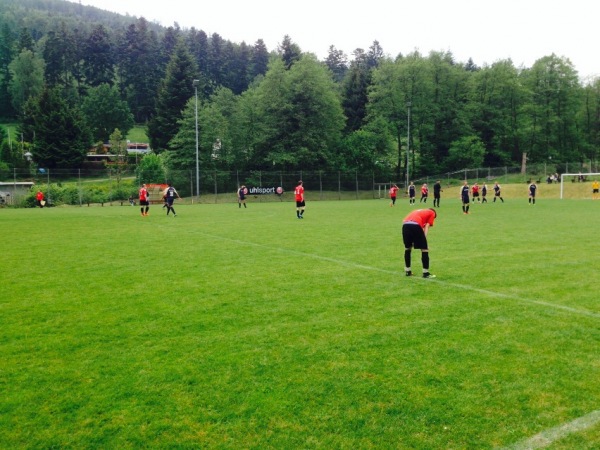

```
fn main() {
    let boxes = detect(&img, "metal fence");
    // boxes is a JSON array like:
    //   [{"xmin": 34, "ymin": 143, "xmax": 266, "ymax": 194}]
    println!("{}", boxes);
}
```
[{"xmin": 1, "ymin": 161, "xmax": 596, "ymax": 206}]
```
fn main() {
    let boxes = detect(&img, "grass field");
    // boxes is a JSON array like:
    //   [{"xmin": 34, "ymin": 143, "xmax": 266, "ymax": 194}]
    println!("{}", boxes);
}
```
[{"xmin": 1, "ymin": 195, "xmax": 599, "ymax": 448}]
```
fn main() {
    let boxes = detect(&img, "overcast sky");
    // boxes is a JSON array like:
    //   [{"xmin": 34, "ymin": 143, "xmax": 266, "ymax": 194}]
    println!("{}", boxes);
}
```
[{"xmin": 77, "ymin": 0, "xmax": 599, "ymax": 80}]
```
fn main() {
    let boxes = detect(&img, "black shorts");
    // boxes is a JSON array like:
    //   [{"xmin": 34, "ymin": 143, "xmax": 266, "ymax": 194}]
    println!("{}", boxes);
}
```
[
  {"xmin": 402, "ymin": 223, "xmax": 428, "ymax": 250},
  {"xmin": 166, "ymin": 198, "xmax": 174, "ymax": 205},
  {"xmin": 593, "ymin": 189, "xmax": 599, "ymax": 193},
  {"xmin": 462, "ymin": 196, "xmax": 470, "ymax": 204},
  {"xmin": 296, "ymin": 200, "xmax": 305, "ymax": 208},
  {"xmin": 140, "ymin": 200, "xmax": 149, "ymax": 206}
]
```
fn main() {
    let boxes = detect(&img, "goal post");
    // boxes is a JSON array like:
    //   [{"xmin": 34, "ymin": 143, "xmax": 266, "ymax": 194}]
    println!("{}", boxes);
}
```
[{"xmin": 559, "ymin": 173, "xmax": 600, "ymax": 199}]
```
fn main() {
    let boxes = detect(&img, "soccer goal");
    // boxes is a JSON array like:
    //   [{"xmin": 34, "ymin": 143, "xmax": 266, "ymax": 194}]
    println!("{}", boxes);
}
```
[{"xmin": 559, "ymin": 173, "xmax": 600, "ymax": 199}]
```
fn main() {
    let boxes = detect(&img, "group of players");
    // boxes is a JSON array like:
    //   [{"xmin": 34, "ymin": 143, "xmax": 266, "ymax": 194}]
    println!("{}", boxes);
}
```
[
  {"xmin": 136, "ymin": 177, "xmax": 596, "ymax": 280},
  {"xmin": 390, "ymin": 180, "xmax": 506, "ymax": 211},
  {"xmin": 137, "ymin": 182, "xmax": 181, "ymax": 217},
  {"xmin": 392, "ymin": 179, "xmax": 508, "ymax": 279}
]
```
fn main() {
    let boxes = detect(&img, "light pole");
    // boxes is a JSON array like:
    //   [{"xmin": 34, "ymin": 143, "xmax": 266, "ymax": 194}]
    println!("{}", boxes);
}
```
[
  {"xmin": 406, "ymin": 102, "xmax": 411, "ymax": 189},
  {"xmin": 193, "ymin": 79, "xmax": 200, "ymax": 200}
]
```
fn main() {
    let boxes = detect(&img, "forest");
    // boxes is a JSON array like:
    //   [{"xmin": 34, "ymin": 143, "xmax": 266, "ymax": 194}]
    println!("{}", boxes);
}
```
[{"xmin": 1, "ymin": 0, "xmax": 599, "ymax": 182}]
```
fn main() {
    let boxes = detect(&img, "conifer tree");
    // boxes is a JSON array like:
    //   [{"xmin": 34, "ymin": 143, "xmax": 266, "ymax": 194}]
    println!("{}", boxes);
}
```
[{"xmin": 147, "ymin": 40, "xmax": 199, "ymax": 152}]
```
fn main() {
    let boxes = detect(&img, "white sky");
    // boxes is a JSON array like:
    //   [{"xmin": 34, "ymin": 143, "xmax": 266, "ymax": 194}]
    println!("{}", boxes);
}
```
[{"xmin": 77, "ymin": 0, "xmax": 599, "ymax": 80}]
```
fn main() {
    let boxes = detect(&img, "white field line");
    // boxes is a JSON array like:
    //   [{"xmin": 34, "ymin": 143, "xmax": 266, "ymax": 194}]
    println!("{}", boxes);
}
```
[
  {"xmin": 197, "ymin": 231, "xmax": 600, "ymax": 447},
  {"xmin": 502, "ymin": 409, "xmax": 600, "ymax": 449},
  {"xmin": 199, "ymin": 232, "xmax": 600, "ymax": 319}
]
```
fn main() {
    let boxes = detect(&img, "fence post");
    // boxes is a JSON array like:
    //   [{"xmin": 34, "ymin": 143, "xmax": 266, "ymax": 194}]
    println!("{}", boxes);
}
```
[
  {"xmin": 78, "ymin": 169, "xmax": 82, "ymax": 206},
  {"xmin": 109, "ymin": 169, "xmax": 113, "ymax": 206},
  {"xmin": 190, "ymin": 170, "xmax": 193, "ymax": 204},
  {"xmin": 338, "ymin": 171, "xmax": 341, "ymax": 200},
  {"xmin": 372, "ymin": 172, "xmax": 375, "ymax": 199},
  {"xmin": 319, "ymin": 171, "xmax": 323, "ymax": 200}
]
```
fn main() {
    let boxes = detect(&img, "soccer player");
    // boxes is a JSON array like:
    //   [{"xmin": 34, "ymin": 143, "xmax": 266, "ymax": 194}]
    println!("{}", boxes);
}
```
[
  {"xmin": 389, "ymin": 184, "xmax": 399, "ymax": 207},
  {"xmin": 592, "ymin": 179, "xmax": 599, "ymax": 200},
  {"xmin": 294, "ymin": 180, "xmax": 305, "ymax": 219},
  {"xmin": 481, "ymin": 183, "xmax": 488, "ymax": 203},
  {"xmin": 408, "ymin": 182, "xmax": 416, "ymax": 205},
  {"xmin": 528, "ymin": 181, "xmax": 537, "ymax": 204},
  {"xmin": 163, "ymin": 182, "xmax": 181, "ymax": 217},
  {"xmin": 237, "ymin": 185, "xmax": 248, "ymax": 208},
  {"xmin": 36, "ymin": 190, "xmax": 45, "ymax": 208},
  {"xmin": 420, "ymin": 183, "xmax": 429, "ymax": 203},
  {"xmin": 402, "ymin": 208, "xmax": 437, "ymax": 278},
  {"xmin": 139, "ymin": 184, "xmax": 150, "ymax": 216},
  {"xmin": 432, "ymin": 180, "xmax": 442, "ymax": 207},
  {"xmin": 471, "ymin": 183, "xmax": 480, "ymax": 203},
  {"xmin": 493, "ymin": 182, "xmax": 504, "ymax": 203},
  {"xmin": 461, "ymin": 181, "xmax": 470, "ymax": 214}
]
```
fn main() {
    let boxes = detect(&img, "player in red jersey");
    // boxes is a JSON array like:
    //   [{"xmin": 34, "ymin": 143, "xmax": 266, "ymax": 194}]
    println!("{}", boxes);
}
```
[
  {"xmin": 36, "ymin": 190, "xmax": 45, "ymax": 208},
  {"xmin": 420, "ymin": 183, "xmax": 428, "ymax": 203},
  {"xmin": 471, "ymin": 183, "xmax": 480, "ymax": 203},
  {"xmin": 139, "ymin": 184, "xmax": 150, "ymax": 216},
  {"xmin": 402, "ymin": 208, "xmax": 437, "ymax": 278},
  {"xmin": 294, "ymin": 180, "xmax": 305, "ymax": 219},
  {"xmin": 389, "ymin": 184, "xmax": 399, "ymax": 206}
]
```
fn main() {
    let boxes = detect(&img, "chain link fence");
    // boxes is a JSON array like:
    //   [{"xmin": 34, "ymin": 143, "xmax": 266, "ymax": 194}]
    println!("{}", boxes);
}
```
[{"xmin": 1, "ymin": 161, "xmax": 596, "ymax": 206}]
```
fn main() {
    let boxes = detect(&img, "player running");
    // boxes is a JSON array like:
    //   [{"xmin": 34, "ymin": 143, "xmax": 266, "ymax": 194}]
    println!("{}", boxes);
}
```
[
  {"xmin": 389, "ymin": 184, "xmax": 399, "ymax": 207},
  {"xmin": 163, "ymin": 182, "xmax": 181, "ymax": 217},
  {"xmin": 493, "ymin": 182, "xmax": 504, "ymax": 203},
  {"xmin": 420, "ymin": 183, "xmax": 429, "ymax": 203}
]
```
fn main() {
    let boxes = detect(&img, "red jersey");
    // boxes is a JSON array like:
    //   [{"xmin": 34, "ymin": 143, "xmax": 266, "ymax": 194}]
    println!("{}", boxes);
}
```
[
  {"xmin": 421, "ymin": 186, "xmax": 428, "ymax": 195},
  {"xmin": 294, "ymin": 185, "xmax": 304, "ymax": 201},
  {"xmin": 389, "ymin": 186, "xmax": 399, "ymax": 197},
  {"xmin": 139, "ymin": 187, "xmax": 149, "ymax": 201},
  {"xmin": 472, "ymin": 185, "xmax": 479, "ymax": 194},
  {"xmin": 36, "ymin": 191, "xmax": 44, "ymax": 201},
  {"xmin": 403, "ymin": 209, "xmax": 436, "ymax": 229}
]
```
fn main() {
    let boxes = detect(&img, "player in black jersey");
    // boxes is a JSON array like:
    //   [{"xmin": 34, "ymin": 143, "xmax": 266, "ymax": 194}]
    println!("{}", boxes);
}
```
[{"xmin": 461, "ymin": 181, "xmax": 470, "ymax": 214}]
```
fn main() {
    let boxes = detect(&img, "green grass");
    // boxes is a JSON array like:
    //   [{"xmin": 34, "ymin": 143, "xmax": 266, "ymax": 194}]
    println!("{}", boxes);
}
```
[
  {"xmin": 127, "ymin": 125, "xmax": 148, "ymax": 143},
  {"xmin": 1, "ymin": 122, "xmax": 147, "ymax": 144},
  {"xmin": 1, "ymin": 197, "xmax": 599, "ymax": 448}
]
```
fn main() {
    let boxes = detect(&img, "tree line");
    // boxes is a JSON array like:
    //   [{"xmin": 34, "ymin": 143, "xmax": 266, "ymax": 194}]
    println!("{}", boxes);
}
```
[{"xmin": 0, "ymin": 0, "xmax": 599, "ymax": 183}]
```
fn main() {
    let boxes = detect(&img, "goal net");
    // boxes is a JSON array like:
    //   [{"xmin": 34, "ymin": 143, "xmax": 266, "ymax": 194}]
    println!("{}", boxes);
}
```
[{"xmin": 559, "ymin": 173, "xmax": 600, "ymax": 199}]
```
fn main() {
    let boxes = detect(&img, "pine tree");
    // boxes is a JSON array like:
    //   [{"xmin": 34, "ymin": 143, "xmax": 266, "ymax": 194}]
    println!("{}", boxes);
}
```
[
  {"xmin": 147, "ymin": 40, "xmax": 199, "ymax": 152},
  {"xmin": 26, "ymin": 87, "xmax": 92, "ymax": 168},
  {"xmin": 83, "ymin": 25, "xmax": 114, "ymax": 87}
]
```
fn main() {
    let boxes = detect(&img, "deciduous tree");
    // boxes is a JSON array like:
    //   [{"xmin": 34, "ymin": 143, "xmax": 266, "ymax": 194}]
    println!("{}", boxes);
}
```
[{"xmin": 81, "ymin": 83, "xmax": 134, "ymax": 142}]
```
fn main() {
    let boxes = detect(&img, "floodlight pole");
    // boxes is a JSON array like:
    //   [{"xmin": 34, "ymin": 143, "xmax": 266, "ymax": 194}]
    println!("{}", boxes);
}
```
[
  {"xmin": 193, "ymin": 79, "xmax": 200, "ymax": 201},
  {"xmin": 406, "ymin": 101, "xmax": 411, "ymax": 189}
]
